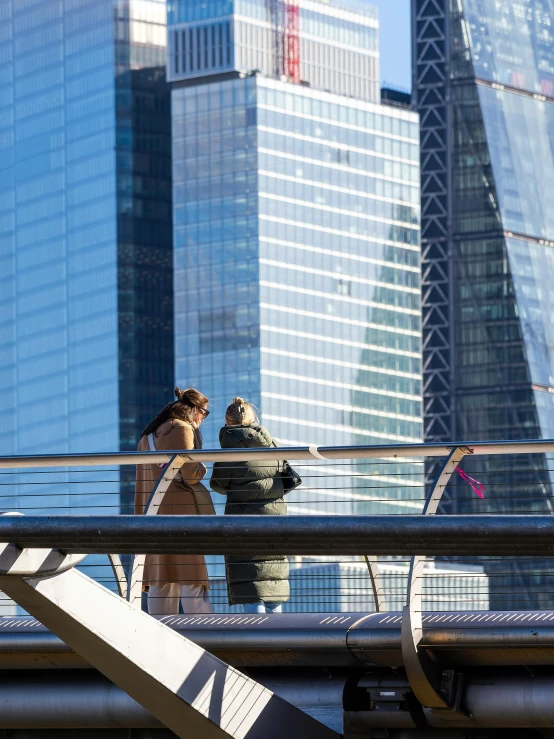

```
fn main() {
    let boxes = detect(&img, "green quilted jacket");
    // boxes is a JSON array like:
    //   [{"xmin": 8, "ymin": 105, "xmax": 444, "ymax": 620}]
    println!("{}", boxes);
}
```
[{"xmin": 210, "ymin": 424, "xmax": 290, "ymax": 606}]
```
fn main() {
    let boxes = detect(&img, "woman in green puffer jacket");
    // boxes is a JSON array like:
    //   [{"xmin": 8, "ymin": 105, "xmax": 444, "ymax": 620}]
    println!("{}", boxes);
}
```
[{"xmin": 209, "ymin": 397, "xmax": 289, "ymax": 614}]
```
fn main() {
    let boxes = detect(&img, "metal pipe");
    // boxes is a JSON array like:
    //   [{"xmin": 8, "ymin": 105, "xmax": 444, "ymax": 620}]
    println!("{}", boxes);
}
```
[
  {"xmin": 0, "ymin": 672, "xmax": 163, "ymax": 728},
  {"xmin": 5, "ymin": 614, "xmax": 554, "ymax": 669},
  {"xmin": 5, "ymin": 672, "xmax": 554, "ymax": 730},
  {"xmin": 0, "ymin": 515, "xmax": 553, "ymax": 555},
  {"xmin": 0, "ymin": 671, "xmax": 345, "ymax": 732},
  {"xmin": 1, "ymin": 437, "xmax": 554, "ymax": 468},
  {"xmin": 461, "ymin": 677, "xmax": 554, "ymax": 727}
]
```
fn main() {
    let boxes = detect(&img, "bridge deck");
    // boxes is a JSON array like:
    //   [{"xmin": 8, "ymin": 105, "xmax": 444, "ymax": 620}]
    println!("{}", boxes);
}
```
[{"xmin": 1, "ymin": 610, "xmax": 554, "ymax": 669}]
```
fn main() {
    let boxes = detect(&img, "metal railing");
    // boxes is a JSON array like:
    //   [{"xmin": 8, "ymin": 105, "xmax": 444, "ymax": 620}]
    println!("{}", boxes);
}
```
[
  {"xmin": 3, "ymin": 437, "xmax": 554, "ymax": 467},
  {"xmin": 0, "ymin": 438, "xmax": 553, "ymax": 617}
]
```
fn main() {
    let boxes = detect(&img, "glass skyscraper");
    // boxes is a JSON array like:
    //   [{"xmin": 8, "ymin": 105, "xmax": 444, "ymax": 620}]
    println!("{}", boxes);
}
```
[
  {"xmin": 0, "ymin": 0, "xmax": 176, "ymax": 609},
  {"xmin": 170, "ymin": 0, "xmax": 423, "ymax": 519},
  {"xmin": 414, "ymin": 0, "xmax": 554, "ymax": 608},
  {"xmin": 0, "ymin": 1, "xmax": 173, "ymax": 516}
]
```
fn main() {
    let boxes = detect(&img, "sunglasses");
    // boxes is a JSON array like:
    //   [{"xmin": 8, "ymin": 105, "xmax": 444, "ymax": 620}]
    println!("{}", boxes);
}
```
[{"xmin": 197, "ymin": 407, "xmax": 210, "ymax": 419}]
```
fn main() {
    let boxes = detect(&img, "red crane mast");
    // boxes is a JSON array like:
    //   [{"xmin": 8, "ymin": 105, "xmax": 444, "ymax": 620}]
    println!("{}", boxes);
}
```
[{"xmin": 283, "ymin": 0, "xmax": 301, "ymax": 84}]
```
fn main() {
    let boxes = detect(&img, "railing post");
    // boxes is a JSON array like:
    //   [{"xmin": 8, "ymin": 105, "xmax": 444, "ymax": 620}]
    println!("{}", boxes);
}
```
[
  {"xmin": 108, "ymin": 554, "xmax": 128, "ymax": 598},
  {"xmin": 364, "ymin": 555, "xmax": 386, "ymax": 612},
  {"xmin": 127, "ymin": 454, "xmax": 187, "ymax": 607},
  {"xmin": 401, "ymin": 446, "xmax": 473, "ymax": 712}
]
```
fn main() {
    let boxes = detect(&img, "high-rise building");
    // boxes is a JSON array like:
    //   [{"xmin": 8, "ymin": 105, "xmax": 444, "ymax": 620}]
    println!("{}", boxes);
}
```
[
  {"xmin": 413, "ymin": 0, "xmax": 554, "ymax": 607},
  {"xmin": 170, "ymin": 0, "xmax": 423, "ymax": 520},
  {"xmin": 0, "ymin": 1, "xmax": 174, "ymax": 516},
  {"xmin": 0, "ymin": 0, "xmax": 176, "ymax": 610}
]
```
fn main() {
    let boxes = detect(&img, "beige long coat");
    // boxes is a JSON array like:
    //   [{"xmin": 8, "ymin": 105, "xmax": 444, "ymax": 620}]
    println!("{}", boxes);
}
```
[{"xmin": 135, "ymin": 419, "xmax": 215, "ymax": 588}]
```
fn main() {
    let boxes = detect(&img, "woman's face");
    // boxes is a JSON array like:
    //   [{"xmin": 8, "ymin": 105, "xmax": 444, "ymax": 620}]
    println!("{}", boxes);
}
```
[{"xmin": 194, "ymin": 406, "xmax": 209, "ymax": 426}]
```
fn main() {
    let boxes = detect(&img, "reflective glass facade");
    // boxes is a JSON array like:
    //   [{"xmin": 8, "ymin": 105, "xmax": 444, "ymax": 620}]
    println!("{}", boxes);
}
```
[
  {"xmin": 172, "ymin": 74, "xmax": 422, "ymax": 517},
  {"xmin": 168, "ymin": 0, "xmax": 378, "ymax": 24},
  {"xmin": 0, "ymin": 0, "xmax": 172, "ymax": 514},
  {"xmin": 415, "ymin": 0, "xmax": 554, "ymax": 608},
  {"xmin": 461, "ymin": 0, "xmax": 554, "ymax": 94},
  {"xmin": 173, "ymin": 76, "xmax": 261, "ymax": 437}
]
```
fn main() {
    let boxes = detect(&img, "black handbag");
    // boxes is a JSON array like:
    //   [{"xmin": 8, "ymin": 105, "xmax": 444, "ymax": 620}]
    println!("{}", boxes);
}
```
[
  {"xmin": 281, "ymin": 460, "xmax": 302, "ymax": 492},
  {"xmin": 272, "ymin": 441, "xmax": 302, "ymax": 492}
]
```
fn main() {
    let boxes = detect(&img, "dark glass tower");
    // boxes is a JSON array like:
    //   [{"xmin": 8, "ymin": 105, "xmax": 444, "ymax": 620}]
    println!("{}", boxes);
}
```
[
  {"xmin": 413, "ymin": 0, "xmax": 554, "ymax": 608},
  {"xmin": 116, "ymin": 64, "xmax": 174, "ymax": 454}
]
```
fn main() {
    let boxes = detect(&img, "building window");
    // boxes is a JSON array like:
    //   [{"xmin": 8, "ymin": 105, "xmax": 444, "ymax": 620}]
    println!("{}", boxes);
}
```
[
  {"xmin": 197, "ymin": 26, "xmax": 201, "ymax": 69},
  {"xmin": 337, "ymin": 279, "xmax": 351, "ymax": 296},
  {"xmin": 226, "ymin": 20, "xmax": 231, "ymax": 65},
  {"xmin": 174, "ymin": 30, "xmax": 179, "ymax": 74},
  {"xmin": 218, "ymin": 23, "xmax": 223, "ymax": 65},
  {"xmin": 336, "ymin": 148, "xmax": 350, "ymax": 165},
  {"xmin": 212, "ymin": 24, "xmax": 216, "ymax": 67}
]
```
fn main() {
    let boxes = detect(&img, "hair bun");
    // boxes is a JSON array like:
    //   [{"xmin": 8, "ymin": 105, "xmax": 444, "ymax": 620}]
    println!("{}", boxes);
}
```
[
  {"xmin": 175, "ymin": 386, "xmax": 194, "ymax": 405},
  {"xmin": 225, "ymin": 397, "xmax": 258, "ymax": 426}
]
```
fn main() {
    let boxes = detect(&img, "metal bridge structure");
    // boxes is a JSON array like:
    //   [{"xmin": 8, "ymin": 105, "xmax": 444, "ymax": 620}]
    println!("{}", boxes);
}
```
[{"xmin": 2, "ymin": 440, "xmax": 554, "ymax": 738}]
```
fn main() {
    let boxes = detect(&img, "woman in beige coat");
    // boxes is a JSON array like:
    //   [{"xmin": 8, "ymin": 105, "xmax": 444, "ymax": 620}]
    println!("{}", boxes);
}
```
[{"xmin": 135, "ymin": 387, "xmax": 215, "ymax": 615}]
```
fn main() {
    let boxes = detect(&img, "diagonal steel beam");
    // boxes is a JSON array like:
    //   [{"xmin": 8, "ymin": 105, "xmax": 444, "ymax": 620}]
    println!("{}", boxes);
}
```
[{"xmin": 0, "ymin": 569, "xmax": 338, "ymax": 739}]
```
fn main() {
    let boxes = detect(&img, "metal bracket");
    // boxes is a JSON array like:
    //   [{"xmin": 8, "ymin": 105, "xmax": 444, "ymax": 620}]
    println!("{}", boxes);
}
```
[
  {"xmin": 0, "ymin": 513, "xmax": 87, "ymax": 578},
  {"xmin": 0, "ymin": 542, "xmax": 86, "ymax": 578},
  {"xmin": 401, "ymin": 446, "xmax": 473, "ymax": 710}
]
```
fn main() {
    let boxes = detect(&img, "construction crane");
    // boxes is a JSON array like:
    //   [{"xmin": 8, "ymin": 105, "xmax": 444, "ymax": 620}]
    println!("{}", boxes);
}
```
[
  {"xmin": 284, "ymin": 0, "xmax": 301, "ymax": 83},
  {"xmin": 267, "ymin": 0, "xmax": 300, "ymax": 83}
]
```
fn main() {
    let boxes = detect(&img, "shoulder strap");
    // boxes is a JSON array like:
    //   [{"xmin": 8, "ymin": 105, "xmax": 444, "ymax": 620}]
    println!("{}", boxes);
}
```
[{"xmin": 148, "ymin": 432, "xmax": 169, "ymax": 470}]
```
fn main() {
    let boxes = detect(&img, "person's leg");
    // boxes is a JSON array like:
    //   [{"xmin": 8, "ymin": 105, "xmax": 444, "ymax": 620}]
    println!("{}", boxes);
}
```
[
  {"xmin": 180, "ymin": 584, "xmax": 213, "ymax": 614},
  {"xmin": 243, "ymin": 602, "xmax": 266, "ymax": 614},
  {"xmin": 147, "ymin": 583, "xmax": 180, "ymax": 615},
  {"xmin": 264, "ymin": 602, "xmax": 283, "ymax": 613}
]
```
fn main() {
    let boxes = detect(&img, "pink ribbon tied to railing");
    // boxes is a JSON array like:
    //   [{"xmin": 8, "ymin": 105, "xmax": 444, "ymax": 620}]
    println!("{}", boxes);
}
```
[{"xmin": 456, "ymin": 468, "xmax": 485, "ymax": 499}]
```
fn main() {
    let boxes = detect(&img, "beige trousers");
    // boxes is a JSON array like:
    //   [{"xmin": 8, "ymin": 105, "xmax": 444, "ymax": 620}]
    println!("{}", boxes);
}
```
[{"xmin": 147, "ymin": 583, "xmax": 212, "ymax": 616}]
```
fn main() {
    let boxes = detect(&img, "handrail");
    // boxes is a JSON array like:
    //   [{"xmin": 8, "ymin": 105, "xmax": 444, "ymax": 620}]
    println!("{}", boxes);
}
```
[
  {"xmin": 0, "ymin": 515, "xmax": 553, "ymax": 555},
  {"xmin": 0, "ymin": 438, "xmax": 554, "ymax": 467}
]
